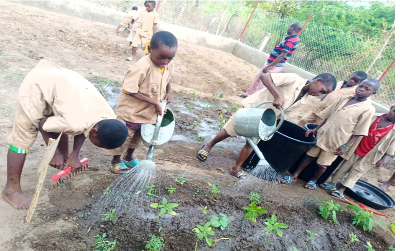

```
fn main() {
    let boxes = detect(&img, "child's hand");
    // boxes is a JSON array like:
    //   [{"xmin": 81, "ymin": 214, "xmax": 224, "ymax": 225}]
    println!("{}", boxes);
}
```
[
  {"xmin": 305, "ymin": 129, "xmax": 317, "ymax": 137},
  {"xmin": 64, "ymin": 155, "xmax": 83, "ymax": 170},
  {"xmin": 273, "ymin": 97, "xmax": 284, "ymax": 110},
  {"xmin": 155, "ymin": 102, "xmax": 164, "ymax": 116},
  {"xmin": 334, "ymin": 146, "xmax": 347, "ymax": 155},
  {"xmin": 164, "ymin": 93, "xmax": 172, "ymax": 103}
]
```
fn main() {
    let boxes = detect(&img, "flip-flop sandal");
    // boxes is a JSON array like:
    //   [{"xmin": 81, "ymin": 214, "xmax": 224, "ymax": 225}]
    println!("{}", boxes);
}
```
[
  {"xmin": 122, "ymin": 159, "xmax": 139, "ymax": 168},
  {"xmin": 280, "ymin": 176, "xmax": 297, "ymax": 184},
  {"xmin": 330, "ymin": 189, "xmax": 344, "ymax": 198},
  {"xmin": 110, "ymin": 163, "xmax": 130, "ymax": 174},
  {"xmin": 197, "ymin": 145, "xmax": 209, "ymax": 162},
  {"xmin": 229, "ymin": 170, "xmax": 248, "ymax": 180},
  {"xmin": 319, "ymin": 182, "xmax": 334, "ymax": 190},
  {"xmin": 305, "ymin": 181, "xmax": 317, "ymax": 190}
]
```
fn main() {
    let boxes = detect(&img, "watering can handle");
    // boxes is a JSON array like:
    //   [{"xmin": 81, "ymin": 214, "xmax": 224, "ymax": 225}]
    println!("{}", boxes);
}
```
[
  {"xmin": 254, "ymin": 101, "xmax": 285, "ymax": 139},
  {"xmin": 150, "ymin": 101, "xmax": 167, "ymax": 144}
]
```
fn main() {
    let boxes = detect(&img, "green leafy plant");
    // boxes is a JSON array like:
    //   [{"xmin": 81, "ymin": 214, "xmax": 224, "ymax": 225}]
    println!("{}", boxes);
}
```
[
  {"xmin": 199, "ymin": 206, "xmax": 208, "ymax": 215},
  {"xmin": 103, "ymin": 187, "xmax": 111, "ymax": 195},
  {"xmin": 104, "ymin": 209, "xmax": 116, "ymax": 222},
  {"xmin": 364, "ymin": 242, "xmax": 376, "ymax": 251},
  {"xmin": 209, "ymin": 213, "xmax": 229, "ymax": 230},
  {"xmin": 56, "ymin": 229, "xmax": 62, "ymax": 235},
  {"xmin": 347, "ymin": 205, "xmax": 386, "ymax": 232},
  {"xmin": 146, "ymin": 185, "xmax": 158, "ymax": 198},
  {"xmin": 304, "ymin": 230, "xmax": 319, "ymax": 248},
  {"xmin": 264, "ymin": 214, "xmax": 288, "ymax": 244},
  {"xmin": 388, "ymin": 246, "xmax": 395, "ymax": 251},
  {"xmin": 218, "ymin": 114, "xmax": 226, "ymax": 128},
  {"xmin": 316, "ymin": 198, "xmax": 342, "ymax": 223},
  {"xmin": 341, "ymin": 232, "xmax": 359, "ymax": 250},
  {"xmin": 174, "ymin": 176, "xmax": 186, "ymax": 185},
  {"xmin": 230, "ymin": 105, "xmax": 239, "ymax": 110},
  {"xmin": 192, "ymin": 222, "xmax": 215, "ymax": 250},
  {"xmin": 193, "ymin": 120, "xmax": 200, "ymax": 126},
  {"xmin": 213, "ymin": 93, "xmax": 221, "ymax": 99},
  {"xmin": 243, "ymin": 202, "xmax": 267, "ymax": 223},
  {"xmin": 249, "ymin": 192, "xmax": 261, "ymax": 204},
  {"xmin": 194, "ymin": 136, "xmax": 205, "ymax": 142},
  {"xmin": 208, "ymin": 182, "xmax": 220, "ymax": 200},
  {"xmin": 190, "ymin": 89, "xmax": 198, "ymax": 97},
  {"xmin": 165, "ymin": 185, "xmax": 176, "ymax": 195},
  {"xmin": 150, "ymin": 197, "xmax": 179, "ymax": 222},
  {"xmin": 93, "ymin": 233, "xmax": 117, "ymax": 251},
  {"xmin": 144, "ymin": 234, "xmax": 164, "ymax": 251},
  {"xmin": 186, "ymin": 104, "xmax": 193, "ymax": 110}
]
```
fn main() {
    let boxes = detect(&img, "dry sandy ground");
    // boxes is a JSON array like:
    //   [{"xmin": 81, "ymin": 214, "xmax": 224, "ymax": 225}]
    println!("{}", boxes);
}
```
[{"xmin": 0, "ymin": 1, "xmax": 395, "ymax": 250}]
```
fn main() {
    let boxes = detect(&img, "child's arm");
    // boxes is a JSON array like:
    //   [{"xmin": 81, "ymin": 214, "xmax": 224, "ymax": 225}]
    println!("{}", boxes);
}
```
[
  {"xmin": 259, "ymin": 73, "xmax": 284, "ymax": 109},
  {"xmin": 64, "ymin": 134, "xmax": 86, "ymax": 169},
  {"xmin": 305, "ymin": 119, "xmax": 327, "ymax": 137},
  {"xmin": 129, "ymin": 92, "xmax": 163, "ymax": 115},
  {"xmin": 153, "ymin": 23, "xmax": 158, "ymax": 35},
  {"xmin": 334, "ymin": 135, "xmax": 361, "ymax": 155},
  {"xmin": 164, "ymin": 81, "xmax": 172, "ymax": 103}
]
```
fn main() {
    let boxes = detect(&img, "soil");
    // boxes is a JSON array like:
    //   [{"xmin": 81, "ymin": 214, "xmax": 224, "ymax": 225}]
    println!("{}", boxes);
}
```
[{"xmin": 0, "ymin": 2, "xmax": 395, "ymax": 251}]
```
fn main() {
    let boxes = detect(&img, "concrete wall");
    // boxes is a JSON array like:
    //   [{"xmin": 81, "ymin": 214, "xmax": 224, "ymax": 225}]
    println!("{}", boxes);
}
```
[{"xmin": 15, "ymin": 0, "xmax": 389, "ymax": 113}]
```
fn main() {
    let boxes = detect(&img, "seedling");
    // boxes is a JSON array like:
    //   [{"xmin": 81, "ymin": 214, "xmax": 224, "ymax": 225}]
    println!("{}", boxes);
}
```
[
  {"xmin": 316, "ymin": 198, "xmax": 342, "ymax": 223},
  {"xmin": 190, "ymin": 89, "xmax": 198, "ymax": 97},
  {"xmin": 341, "ymin": 232, "xmax": 359, "ymax": 250},
  {"xmin": 304, "ymin": 230, "xmax": 319, "ymax": 247},
  {"xmin": 186, "ymin": 104, "xmax": 193, "ymax": 110},
  {"xmin": 104, "ymin": 209, "xmax": 116, "ymax": 222},
  {"xmin": 347, "ymin": 205, "xmax": 386, "ymax": 232},
  {"xmin": 192, "ymin": 222, "xmax": 215, "ymax": 250},
  {"xmin": 230, "ymin": 105, "xmax": 239, "ymax": 110},
  {"xmin": 194, "ymin": 136, "xmax": 205, "ymax": 142},
  {"xmin": 193, "ymin": 121, "xmax": 200, "ymax": 126},
  {"xmin": 209, "ymin": 213, "xmax": 229, "ymax": 230},
  {"xmin": 200, "ymin": 206, "xmax": 208, "ymax": 215},
  {"xmin": 264, "ymin": 214, "xmax": 288, "ymax": 244},
  {"xmin": 218, "ymin": 114, "xmax": 226, "ymax": 128},
  {"xmin": 174, "ymin": 176, "xmax": 186, "ymax": 185},
  {"xmin": 243, "ymin": 202, "xmax": 267, "ymax": 223},
  {"xmin": 93, "ymin": 233, "xmax": 117, "ymax": 251},
  {"xmin": 150, "ymin": 197, "xmax": 179, "ymax": 222},
  {"xmin": 213, "ymin": 93, "xmax": 221, "ymax": 99},
  {"xmin": 158, "ymin": 227, "xmax": 163, "ymax": 233},
  {"xmin": 388, "ymin": 246, "xmax": 395, "ymax": 251},
  {"xmin": 364, "ymin": 242, "xmax": 376, "ymax": 251},
  {"xmin": 249, "ymin": 192, "xmax": 261, "ymax": 204},
  {"xmin": 144, "ymin": 234, "xmax": 164, "ymax": 251},
  {"xmin": 208, "ymin": 182, "xmax": 220, "ymax": 200},
  {"xmin": 165, "ymin": 185, "xmax": 176, "ymax": 195},
  {"xmin": 56, "ymin": 230, "xmax": 62, "ymax": 235},
  {"xmin": 103, "ymin": 187, "xmax": 111, "ymax": 195},
  {"xmin": 146, "ymin": 185, "xmax": 158, "ymax": 198}
]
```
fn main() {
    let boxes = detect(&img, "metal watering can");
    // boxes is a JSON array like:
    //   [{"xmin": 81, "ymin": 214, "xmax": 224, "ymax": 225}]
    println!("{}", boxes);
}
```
[{"xmin": 234, "ymin": 101, "xmax": 284, "ymax": 167}]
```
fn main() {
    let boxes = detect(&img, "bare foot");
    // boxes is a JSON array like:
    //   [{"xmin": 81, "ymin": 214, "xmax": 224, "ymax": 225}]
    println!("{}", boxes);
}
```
[
  {"xmin": 1, "ymin": 188, "xmax": 31, "ymax": 210},
  {"xmin": 50, "ymin": 151, "xmax": 65, "ymax": 169}
]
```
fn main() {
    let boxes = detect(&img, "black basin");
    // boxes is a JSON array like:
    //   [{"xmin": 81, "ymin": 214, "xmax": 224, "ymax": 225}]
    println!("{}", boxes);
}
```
[{"xmin": 345, "ymin": 179, "xmax": 395, "ymax": 210}]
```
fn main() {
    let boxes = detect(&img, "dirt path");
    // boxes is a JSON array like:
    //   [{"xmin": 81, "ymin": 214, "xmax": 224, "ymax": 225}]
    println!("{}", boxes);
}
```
[{"xmin": 0, "ymin": 2, "xmax": 395, "ymax": 251}]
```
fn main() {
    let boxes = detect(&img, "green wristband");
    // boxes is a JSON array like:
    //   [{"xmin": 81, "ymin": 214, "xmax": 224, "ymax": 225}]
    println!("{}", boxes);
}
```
[
  {"xmin": 9, "ymin": 144, "xmax": 28, "ymax": 154},
  {"xmin": 343, "ymin": 144, "xmax": 348, "ymax": 149}
]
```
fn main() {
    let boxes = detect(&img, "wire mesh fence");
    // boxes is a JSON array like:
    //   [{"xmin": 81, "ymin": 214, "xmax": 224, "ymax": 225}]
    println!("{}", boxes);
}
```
[{"xmin": 87, "ymin": 0, "xmax": 394, "ymax": 108}]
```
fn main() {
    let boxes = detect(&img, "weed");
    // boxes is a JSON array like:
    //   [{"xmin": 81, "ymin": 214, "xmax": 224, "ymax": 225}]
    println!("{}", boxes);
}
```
[
  {"xmin": 192, "ymin": 222, "xmax": 215, "ymax": 249},
  {"xmin": 103, "ymin": 187, "xmax": 111, "ymax": 195},
  {"xmin": 146, "ymin": 185, "xmax": 158, "ymax": 198},
  {"xmin": 264, "ymin": 214, "xmax": 288, "ymax": 244},
  {"xmin": 174, "ymin": 176, "xmax": 186, "ymax": 185},
  {"xmin": 218, "ymin": 114, "xmax": 226, "ymax": 128},
  {"xmin": 93, "ymin": 233, "xmax": 117, "ymax": 251},
  {"xmin": 316, "ymin": 198, "xmax": 342, "ymax": 223},
  {"xmin": 304, "ymin": 230, "xmax": 319, "ymax": 248},
  {"xmin": 193, "ymin": 121, "xmax": 200, "ymax": 126},
  {"xmin": 190, "ymin": 89, "xmax": 198, "ymax": 97},
  {"xmin": 209, "ymin": 213, "xmax": 229, "ymax": 230},
  {"xmin": 78, "ymin": 212, "xmax": 91, "ymax": 218},
  {"xmin": 158, "ymin": 226, "xmax": 163, "ymax": 232},
  {"xmin": 341, "ymin": 232, "xmax": 359, "ymax": 250},
  {"xmin": 347, "ymin": 205, "xmax": 386, "ymax": 232},
  {"xmin": 249, "ymin": 192, "xmax": 261, "ymax": 204},
  {"xmin": 186, "ymin": 104, "xmax": 193, "ymax": 110},
  {"xmin": 194, "ymin": 136, "xmax": 205, "ymax": 142},
  {"xmin": 150, "ymin": 197, "xmax": 179, "ymax": 222},
  {"xmin": 56, "ymin": 230, "xmax": 62, "ymax": 235},
  {"xmin": 200, "ymin": 206, "xmax": 208, "ymax": 215},
  {"xmin": 243, "ymin": 202, "xmax": 267, "ymax": 223},
  {"xmin": 230, "ymin": 105, "xmax": 239, "ymax": 110},
  {"xmin": 364, "ymin": 242, "xmax": 376, "ymax": 251},
  {"xmin": 165, "ymin": 185, "xmax": 176, "ymax": 195},
  {"xmin": 388, "ymin": 246, "xmax": 395, "ymax": 251},
  {"xmin": 144, "ymin": 234, "xmax": 164, "ymax": 251},
  {"xmin": 213, "ymin": 93, "xmax": 220, "ymax": 99},
  {"xmin": 104, "ymin": 209, "xmax": 116, "ymax": 222},
  {"xmin": 208, "ymin": 182, "xmax": 220, "ymax": 200}
]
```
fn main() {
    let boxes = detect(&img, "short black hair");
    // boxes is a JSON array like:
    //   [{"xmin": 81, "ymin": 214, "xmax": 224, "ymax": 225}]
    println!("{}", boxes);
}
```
[
  {"xmin": 146, "ymin": 1, "xmax": 156, "ymax": 7},
  {"xmin": 313, "ymin": 73, "xmax": 337, "ymax": 90},
  {"xmin": 96, "ymin": 119, "xmax": 128, "ymax": 149},
  {"xmin": 353, "ymin": 71, "xmax": 368, "ymax": 81},
  {"xmin": 290, "ymin": 22, "xmax": 302, "ymax": 33},
  {"xmin": 363, "ymin": 78, "xmax": 381, "ymax": 91},
  {"xmin": 150, "ymin": 31, "xmax": 178, "ymax": 49},
  {"xmin": 132, "ymin": 6, "xmax": 138, "ymax": 10},
  {"xmin": 144, "ymin": 1, "xmax": 147, "ymax": 6}
]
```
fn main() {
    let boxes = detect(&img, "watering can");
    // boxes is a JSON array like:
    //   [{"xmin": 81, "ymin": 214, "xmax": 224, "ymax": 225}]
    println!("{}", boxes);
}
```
[{"xmin": 234, "ymin": 101, "xmax": 284, "ymax": 167}]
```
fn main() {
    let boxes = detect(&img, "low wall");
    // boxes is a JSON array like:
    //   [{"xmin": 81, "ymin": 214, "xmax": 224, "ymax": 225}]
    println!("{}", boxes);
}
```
[{"xmin": 15, "ymin": 0, "xmax": 389, "ymax": 113}]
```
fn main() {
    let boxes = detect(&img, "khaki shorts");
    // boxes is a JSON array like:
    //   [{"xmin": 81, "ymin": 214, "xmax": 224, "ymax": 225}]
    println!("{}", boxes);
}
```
[
  {"xmin": 331, "ymin": 154, "xmax": 365, "ymax": 188},
  {"xmin": 131, "ymin": 33, "xmax": 150, "ymax": 49},
  {"xmin": 298, "ymin": 112, "xmax": 323, "ymax": 128},
  {"xmin": 127, "ymin": 29, "xmax": 136, "ymax": 43},
  {"xmin": 306, "ymin": 146, "xmax": 338, "ymax": 166},
  {"xmin": 223, "ymin": 111, "xmax": 239, "ymax": 136},
  {"xmin": 102, "ymin": 124, "xmax": 142, "ymax": 156},
  {"xmin": 7, "ymin": 104, "xmax": 39, "ymax": 150}
]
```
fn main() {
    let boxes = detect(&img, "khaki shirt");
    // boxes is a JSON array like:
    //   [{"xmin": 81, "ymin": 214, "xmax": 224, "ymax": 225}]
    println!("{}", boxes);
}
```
[
  {"xmin": 313, "ymin": 84, "xmax": 357, "ymax": 117},
  {"xmin": 137, "ymin": 10, "xmax": 159, "ymax": 39},
  {"xmin": 18, "ymin": 59, "xmax": 116, "ymax": 137},
  {"xmin": 116, "ymin": 55, "xmax": 173, "ymax": 124},
  {"xmin": 120, "ymin": 10, "xmax": 140, "ymax": 27},
  {"xmin": 241, "ymin": 73, "xmax": 307, "ymax": 115},
  {"xmin": 316, "ymin": 96, "xmax": 375, "ymax": 152}
]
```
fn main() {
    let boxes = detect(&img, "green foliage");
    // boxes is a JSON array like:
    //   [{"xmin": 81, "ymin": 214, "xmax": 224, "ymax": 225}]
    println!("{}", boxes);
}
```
[
  {"xmin": 208, "ymin": 182, "xmax": 221, "ymax": 200},
  {"xmin": 192, "ymin": 222, "xmax": 215, "ymax": 248},
  {"xmin": 56, "ymin": 230, "xmax": 62, "ymax": 235},
  {"xmin": 388, "ymin": 246, "xmax": 395, "ymax": 251},
  {"xmin": 347, "ymin": 205, "xmax": 386, "ymax": 232},
  {"xmin": 230, "ymin": 105, "xmax": 239, "ymax": 110},
  {"xmin": 249, "ymin": 192, "xmax": 261, "ymax": 204},
  {"xmin": 186, "ymin": 104, "xmax": 193, "ymax": 110},
  {"xmin": 146, "ymin": 185, "xmax": 158, "ymax": 198},
  {"xmin": 104, "ymin": 209, "xmax": 116, "ymax": 222},
  {"xmin": 304, "ymin": 230, "xmax": 320, "ymax": 247},
  {"xmin": 200, "ymin": 206, "xmax": 208, "ymax": 215},
  {"xmin": 341, "ymin": 232, "xmax": 359, "ymax": 250},
  {"xmin": 209, "ymin": 213, "xmax": 229, "ymax": 230},
  {"xmin": 165, "ymin": 185, "xmax": 176, "ymax": 195},
  {"xmin": 144, "ymin": 234, "xmax": 164, "ymax": 251},
  {"xmin": 243, "ymin": 202, "xmax": 267, "ymax": 223},
  {"xmin": 316, "ymin": 198, "xmax": 342, "ymax": 223},
  {"xmin": 150, "ymin": 197, "xmax": 179, "ymax": 222},
  {"xmin": 174, "ymin": 176, "xmax": 186, "ymax": 185},
  {"xmin": 213, "ymin": 93, "xmax": 221, "ymax": 99},
  {"xmin": 190, "ymin": 89, "xmax": 198, "ymax": 97},
  {"xmin": 93, "ymin": 233, "xmax": 117, "ymax": 251},
  {"xmin": 193, "ymin": 121, "xmax": 200, "ymax": 126},
  {"xmin": 264, "ymin": 214, "xmax": 288, "ymax": 243},
  {"xmin": 364, "ymin": 242, "xmax": 376, "ymax": 251},
  {"xmin": 218, "ymin": 114, "xmax": 226, "ymax": 128},
  {"xmin": 194, "ymin": 136, "xmax": 205, "ymax": 142},
  {"xmin": 103, "ymin": 187, "xmax": 111, "ymax": 195}
]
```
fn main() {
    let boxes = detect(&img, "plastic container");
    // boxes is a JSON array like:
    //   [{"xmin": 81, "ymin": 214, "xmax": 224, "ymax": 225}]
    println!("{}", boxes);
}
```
[{"xmin": 242, "ymin": 120, "xmax": 316, "ymax": 175}]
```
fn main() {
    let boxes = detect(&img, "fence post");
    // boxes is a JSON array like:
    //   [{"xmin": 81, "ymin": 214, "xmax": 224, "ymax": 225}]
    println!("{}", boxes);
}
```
[
  {"xmin": 238, "ymin": 2, "xmax": 259, "ymax": 41},
  {"xmin": 156, "ymin": 0, "xmax": 163, "ymax": 12},
  {"xmin": 378, "ymin": 59, "xmax": 395, "ymax": 82},
  {"xmin": 298, "ymin": 12, "xmax": 312, "ymax": 36}
]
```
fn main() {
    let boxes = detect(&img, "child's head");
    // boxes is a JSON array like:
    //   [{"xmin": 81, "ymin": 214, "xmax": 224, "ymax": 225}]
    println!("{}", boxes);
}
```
[
  {"xmin": 145, "ymin": 1, "xmax": 156, "ymax": 12},
  {"xmin": 387, "ymin": 105, "xmax": 395, "ymax": 121},
  {"xmin": 132, "ymin": 6, "xmax": 138, "ymax": 10},
  {"xmin": 308, "ymin": 73, "xmax": 337, "ymax": 96},
  {"xmin": 345, "ymin": 71, "xmax": 367, "ymax": 87},
  {"xmin": 355, "ymin": 79, "xmax": 380, "ymax": 99},
  {"xmin": 287, "ymin": 22, "xmax": 302, "ymax": 35},
  {"xmin": 149, "ymin": 31, "xmax": 178, "ymax": 68},
  {"xmin": 89, "ymin": 119, "xmax": 128, "ymax": 149}
]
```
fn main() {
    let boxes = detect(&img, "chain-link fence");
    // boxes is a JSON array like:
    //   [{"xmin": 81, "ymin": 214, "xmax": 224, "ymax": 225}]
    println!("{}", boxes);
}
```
[{"xmin": 87, "ymin": 0, "xmax": 394, "ymax": 107}]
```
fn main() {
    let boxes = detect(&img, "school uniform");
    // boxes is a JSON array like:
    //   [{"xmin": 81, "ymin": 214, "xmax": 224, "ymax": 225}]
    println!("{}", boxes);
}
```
[
  {"xmin": 224, "ymin": 73, "xmax": 308, "ymax": 136},
  {"xmin": 298, "ymin": 81, "xmax": 357, "ymax": 127},
  {"xmin": 330, "ymin": 114, "xmax": 395, "ymax": 188},
  {"xmin": 8, "ymin": 59, "xmax": 116, "ymax": 152},
  {"xmin": 306, "ymin": 96, "xmax": 375, "ymax": 166},
  {"xmin": 131, "ymin": 10, "xmax": 159, "ymax": 48},
  {"xmin": 124, "ymin": 9, "xmax": 141, "ymax": 43},
  {"xmin": 105, "ymin": 55, "xmax": 173, "ymax": 155}
]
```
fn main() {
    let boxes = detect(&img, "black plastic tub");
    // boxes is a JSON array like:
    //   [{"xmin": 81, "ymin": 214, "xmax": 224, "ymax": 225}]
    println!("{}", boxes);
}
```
[{"xmin": 242, "ymin": 120, "xmax": 316, "ymax": 175}]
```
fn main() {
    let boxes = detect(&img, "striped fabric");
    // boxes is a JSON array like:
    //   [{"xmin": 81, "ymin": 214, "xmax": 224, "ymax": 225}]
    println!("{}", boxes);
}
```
[
  {"xmin": 10, "ymin": 144, "xmax": 28, "ymax": 154},
  {"xmin": 268, "ymin": 35, "xmax": 300, "ymax": 67}
]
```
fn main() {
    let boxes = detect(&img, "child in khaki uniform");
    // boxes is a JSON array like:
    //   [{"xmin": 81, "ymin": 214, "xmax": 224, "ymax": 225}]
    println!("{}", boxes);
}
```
[
  {"xmin": 197, "ymin": 73, "xmax": 337, "ymax": 179},
  {"xmin": 298, "ymin": 71, "xmax": 368, "ymax": 127},
  {"xmin": 283, "ymin": 79, "xmax": 380, "ymax": 190},
  {"xmin": 324, "ymin": 106, "xmax": 395, "ymax": 198},
  {"xmin": 3, "ymin": 59, "xmax": 128, "ymax": 210},
  {"xmin": 106, "ymin": 31, "xmax": 178, "ymax": 173}
]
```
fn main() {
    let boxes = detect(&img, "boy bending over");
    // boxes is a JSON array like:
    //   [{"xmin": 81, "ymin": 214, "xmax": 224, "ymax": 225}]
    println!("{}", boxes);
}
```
[{"xmin": 3, "ymin": 60, "xmax": 128, "ymax": 209}]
